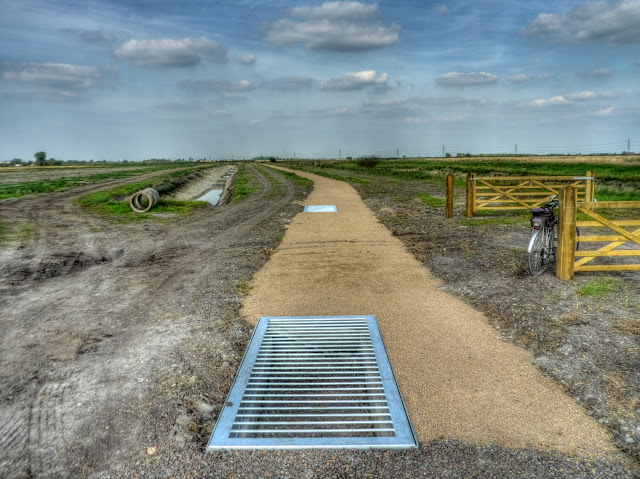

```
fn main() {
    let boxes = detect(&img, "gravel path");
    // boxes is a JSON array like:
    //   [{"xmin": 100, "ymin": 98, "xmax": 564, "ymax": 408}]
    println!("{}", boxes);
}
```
[{"xmin": 241, "ymin": 167, "xmax": 618, "ymax": 459}]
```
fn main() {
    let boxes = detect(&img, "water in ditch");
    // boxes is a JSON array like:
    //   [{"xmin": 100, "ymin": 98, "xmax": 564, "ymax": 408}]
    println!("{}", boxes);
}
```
[{"xmin": 197, "ymin": 189, "xmax": 224, "ymax": 205}]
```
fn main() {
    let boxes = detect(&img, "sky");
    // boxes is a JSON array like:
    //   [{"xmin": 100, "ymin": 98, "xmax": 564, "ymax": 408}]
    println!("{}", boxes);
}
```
[{"xmin": 1, "ymin": 0, "xmax": 639, "ymax": 161}]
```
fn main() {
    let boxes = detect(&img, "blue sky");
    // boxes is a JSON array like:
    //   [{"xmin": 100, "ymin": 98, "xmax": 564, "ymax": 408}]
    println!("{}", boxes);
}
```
[{"xmin": 1, "ymin": 0, "xmax": 639, "ymax": 161}]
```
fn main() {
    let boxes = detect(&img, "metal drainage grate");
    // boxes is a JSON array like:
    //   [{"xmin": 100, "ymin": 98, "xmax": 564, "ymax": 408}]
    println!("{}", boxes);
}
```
[
  {"xmin": 207, "ymin": 316, "xmax": 416, "ymax": 450},
  {"xmin": 303, "ymin": 205, "xmax": 338, "ymax": 212}
]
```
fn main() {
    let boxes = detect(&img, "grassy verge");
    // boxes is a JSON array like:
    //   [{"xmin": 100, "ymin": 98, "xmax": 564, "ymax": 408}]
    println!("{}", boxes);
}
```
[
  {"xmin": 0, "ymin": 164, "xmax": 192, "ymax": 200},
  {"xmin": 75, "ymin": 167, "xmax": 209, "ymax": 221},
  {"xmin": 232, "ymin": 165, "xmax": 258, "ymax": 202},
  {"xmin": 269, "ymin": 168, "xmax": 313, "ymax": 188}
]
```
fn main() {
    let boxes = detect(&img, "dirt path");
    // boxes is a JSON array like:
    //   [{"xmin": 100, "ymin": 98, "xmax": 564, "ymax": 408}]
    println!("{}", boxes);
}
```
[{"xmin": 241, "ymin": 167, "xmax": 617, "ymax": 458}]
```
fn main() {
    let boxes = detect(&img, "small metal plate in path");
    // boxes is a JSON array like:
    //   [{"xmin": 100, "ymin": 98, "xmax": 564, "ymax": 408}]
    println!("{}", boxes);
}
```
[
  {"xmin": 303, "ymin": 205, "xmax": 337, "ymax": 213},
  {"xmin": 207, "ymin": 315, "xmax": 417, "ymax": 450}
]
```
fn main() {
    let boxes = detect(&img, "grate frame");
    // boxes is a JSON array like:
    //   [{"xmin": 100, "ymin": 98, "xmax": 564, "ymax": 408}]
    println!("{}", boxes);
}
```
[
  {"xmin": 207, "ymin": 315, "xmax": 417, "ymax": 450},
  {"xmin": 303, "ymin": 205, "xmax": 338, "ymax": 212}
]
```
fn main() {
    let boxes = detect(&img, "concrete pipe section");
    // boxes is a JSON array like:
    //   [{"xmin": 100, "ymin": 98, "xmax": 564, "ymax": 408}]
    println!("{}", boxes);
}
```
[{"xmin": 129, "ymin": 188, "xmax": 160, "ymax": 213}]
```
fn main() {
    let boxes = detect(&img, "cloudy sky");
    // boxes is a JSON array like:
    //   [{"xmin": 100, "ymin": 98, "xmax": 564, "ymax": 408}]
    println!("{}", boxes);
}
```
[{"xmin": 1, "ymin": 0, "xmax": 639, "ymax": 161}]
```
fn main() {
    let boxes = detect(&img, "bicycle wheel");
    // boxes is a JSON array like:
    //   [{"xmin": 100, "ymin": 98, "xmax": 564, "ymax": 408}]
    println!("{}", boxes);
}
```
[{"xmin": 528, "ymin": 227, "xmax": 553, "ymax": 275}]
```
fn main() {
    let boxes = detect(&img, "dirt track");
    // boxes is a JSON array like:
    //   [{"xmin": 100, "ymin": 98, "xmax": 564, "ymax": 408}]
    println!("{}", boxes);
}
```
[{"xmin": 0, "ymin": 164, "xmax": 309, "ymax": 477}]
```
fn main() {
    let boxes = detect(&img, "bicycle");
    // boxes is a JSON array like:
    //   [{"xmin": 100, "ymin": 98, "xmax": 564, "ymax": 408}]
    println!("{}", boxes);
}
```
[{"xmin": 527, "ymin": 197, "xmax": 580, "ymax": 275}]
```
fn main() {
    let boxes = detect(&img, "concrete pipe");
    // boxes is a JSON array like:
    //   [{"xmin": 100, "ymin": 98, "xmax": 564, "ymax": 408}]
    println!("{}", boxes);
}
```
[{"xmin": 129, "ymin": 188, "xmax": 160, "ymax": 213}]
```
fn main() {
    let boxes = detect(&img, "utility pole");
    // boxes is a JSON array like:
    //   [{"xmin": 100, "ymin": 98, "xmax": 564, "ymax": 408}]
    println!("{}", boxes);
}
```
[
  {"xmin": 339, "ymin": 148, "xmax": 341, "ymax": 159},
  {"xmin": 442, "ymin": 145, "xmax": 445, "ymax": 157},
  {"xmin": 294, "ymin": 152, "xmax": 296, "ymax": 159},
  {"xmin": 515, "ymin": 144, "xmax": 518, "ymax": 154},
  {"xmin": 628, "ymin": 138, "xmax": 631, "ymax": 151},
  {"xmin": 396, "ymin": 147, "xmax": 399, "ymax": 158}
]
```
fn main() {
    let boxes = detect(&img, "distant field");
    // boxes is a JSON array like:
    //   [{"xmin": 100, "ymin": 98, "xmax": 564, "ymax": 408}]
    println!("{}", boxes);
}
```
[
  {"xmin": 288, "ymin": 156, "xmax": 640, "ymax": 201},
  {"xmin": 0, "ymin": 164, "xmax": 206, "ymax": 200}
]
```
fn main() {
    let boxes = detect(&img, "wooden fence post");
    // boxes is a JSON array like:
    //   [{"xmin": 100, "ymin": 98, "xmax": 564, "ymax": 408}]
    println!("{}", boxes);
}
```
[
  {"xmin": 446, "ymin": 174, "xmax": 454, "ymax": 218},
  {"xmin": 465, "ymin": 173, "xmax": 475, "ymax": 218},
  {"xmin": 586, "ymin": 170, "xmax": 595, "ymax": 202},
  {"xmin": 556, "ymin": 186, "xmax": 577, "ymax": 281}
]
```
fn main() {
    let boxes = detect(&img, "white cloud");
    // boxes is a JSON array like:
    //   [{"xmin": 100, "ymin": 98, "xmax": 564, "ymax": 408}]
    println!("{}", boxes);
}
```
[
  {"xmin": 594, "ymin": 106, "xmax": 614, "ymax": 115},
  {"xmin": 566, "ymin": 90, "xmax": 598, "ymax": 100},
  {"xmin": 2, "ymin": 62, "xmax": 104, "ymax": 89},
  {"xmin": 266, "ymin": 1, "xmax": 400, "ymax": 51},
  {"xmin": 592, "ymin": 68, "xmax": 612, "ymax": 77},
  {"xmin": 435, "ymin": 4, "xmax": 449, "ymax": 14},
  {"xmin": 181, "ymin": 79, "xmax": 254, "ymax": 92},
  {"xmin": 522, "ymin": 0, "xmax": 640, "ymax": 44},
  {"xmin": 240, "ymin": 54, "xmax": 256, "ymax": 65},
  {"xmin": 436, "ymin": 72, "xmax": 499, "ymax": 86},
  {"xmin": 289, "ymin": 1, "xmax": 378, "ymax": 19},
  {"xmin": 508, "ymin": 74, "xmax": 529, "ymax": 82},
  {"xmin": 320, "ymin": 70, "xmax": 389, "ymax": 90},
  {"xmin": 528, "ymin": 96, "xmax": 573, "ymax": 107},
  {"xmin": 250, "ymin": 119, "xmax": 262, "ymax": 125},
  {"xmin": 114, "ymin": 37, "xmax": 227, "ymax": 67}
]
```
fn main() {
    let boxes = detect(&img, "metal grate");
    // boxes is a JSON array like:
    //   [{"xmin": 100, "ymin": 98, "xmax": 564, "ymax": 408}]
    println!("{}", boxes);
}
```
[
  {"xmin": 303, "ymin": 205, "xmax": 338, "ymax": 212},
  {"xmin": 207, "ymin": 316, "xmax": 416, "ymax": 450}
]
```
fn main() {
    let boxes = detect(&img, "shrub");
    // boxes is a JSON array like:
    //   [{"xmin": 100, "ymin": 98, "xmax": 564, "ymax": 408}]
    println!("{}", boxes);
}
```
[{"xmin": 356, "ymin": 155, "xmax": 380, "ymax": 169}]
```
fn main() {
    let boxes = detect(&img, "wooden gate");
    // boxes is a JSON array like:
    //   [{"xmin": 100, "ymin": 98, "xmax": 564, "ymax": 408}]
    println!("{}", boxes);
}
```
[
  {"xmin": 556, "ymin": 187, "xmax": 640, "ymax": 279},
  {"xmin": 574, "ymin": 201, "xmax": 640, "ymax": 273},
  {"xmin": 466, "ymin": 171, "xmax": 595, "ymax": 218}
]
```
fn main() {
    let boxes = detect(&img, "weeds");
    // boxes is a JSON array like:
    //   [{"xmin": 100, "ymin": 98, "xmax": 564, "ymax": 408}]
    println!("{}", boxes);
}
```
[
  {"xmin": 417, "ymin": 193, "xmax": 446, "ymax": 207},
  {"xmin": 578, "ymin": 277, "xmax": 620, "ymax": 296},
  {"xmin": 232, "ymin": 165, "xmax": 257, "ymax": 202},
  {"xmin": 236, "ymin": 279, "xmax": 253, "ymax": 294}
]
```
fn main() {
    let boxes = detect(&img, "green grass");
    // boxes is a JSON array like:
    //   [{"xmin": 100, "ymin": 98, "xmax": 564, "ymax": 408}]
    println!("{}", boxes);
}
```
[
  {"xmin": 75, "ymin": 167, "xmax": 209, "ymax": 221},
  {"xmin": 417, "ymin": 193, "xmax": 446, "ymax": 207},
  {"xmin": 578, "ymin": 277, "xmax": 620, "ymax": 297},
  {"xmin": 232, "ymin": 165, "xmax": 258, "ymax": 202},
  {"xmin": 0, "ymin": 164, "xmax": 194, "ymax": 200},
  {"xmin": 271, "ymin": 169, "xmax": 313, "ymax": 188},
  {"xmin": 236, "ymin": 279, "xmax": 253, "ymax": 294},
  {"xmin": 287, "ymin": 158, "xmax": 640, "ymax": 195},
  {"xmin": 0, "ymin": 220, "xmax": 34, "ymax": 247}
]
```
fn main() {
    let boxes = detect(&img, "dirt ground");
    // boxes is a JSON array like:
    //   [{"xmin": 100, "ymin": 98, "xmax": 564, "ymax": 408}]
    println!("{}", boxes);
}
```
[
  {"xmin": 0, "ymin": 162, "xmax": 638, "ymax": 478},
  {"xmin": 0, "ymin": 164, "xmax": 309, "ymax": 477}
]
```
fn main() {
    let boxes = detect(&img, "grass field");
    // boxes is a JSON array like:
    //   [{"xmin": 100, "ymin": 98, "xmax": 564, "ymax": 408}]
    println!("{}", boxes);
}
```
[
  {"xmin": 288, "ymin": 156, "xmax": 640, "ymax": 201},
  {"xmin": 0, "ymin": 164, "xmax": 203, "ymax": 200}
]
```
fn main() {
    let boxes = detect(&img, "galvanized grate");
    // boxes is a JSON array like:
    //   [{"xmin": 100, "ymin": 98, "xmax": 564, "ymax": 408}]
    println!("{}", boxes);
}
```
[
  {"xmin": 303, "ymin": 205, "xmax": 338, "ymax": 212},
  {"xmin": 207, "ymin": 316, "xmax": 416, "ymax": 450}
]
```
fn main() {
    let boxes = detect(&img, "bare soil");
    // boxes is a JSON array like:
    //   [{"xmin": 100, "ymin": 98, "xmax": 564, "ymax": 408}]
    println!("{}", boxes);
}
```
[{"xmin": 0, "ymin": 164, "xmax": 309, "ymax": 478}]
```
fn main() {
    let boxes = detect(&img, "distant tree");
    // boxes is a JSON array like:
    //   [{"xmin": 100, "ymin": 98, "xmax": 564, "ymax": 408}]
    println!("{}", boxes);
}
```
[
  {"xmin": 34, "ymin": 151, "xmax": 47, "ymax": 166},
  {"xmin": 445, "ymin": 152, "xmax": 452, "ymax": 158},
  {"xmin": 356, "ymin": 155, "xmax": 380, "ymax": 169},
  {"xmin": 10, "ymin": 158, "xmax": 23, "ymax": 166}
]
